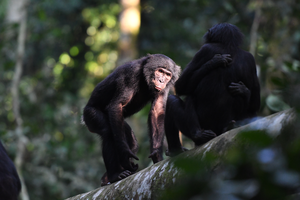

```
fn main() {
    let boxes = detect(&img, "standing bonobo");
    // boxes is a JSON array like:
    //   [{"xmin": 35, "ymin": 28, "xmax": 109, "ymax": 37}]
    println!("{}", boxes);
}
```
[
  {"xmin": 83, "ymin": 54, "xmax": 180, "ymax": 185},
  {"xmin": 165, "ymin": 23, "xmax": 260, "ymax": 156}
]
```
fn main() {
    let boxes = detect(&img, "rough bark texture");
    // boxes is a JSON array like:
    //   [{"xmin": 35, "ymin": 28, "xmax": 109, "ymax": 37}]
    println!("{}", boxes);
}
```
[{"xmin": 66, "ymin": 109, "xmax": 295, "ymax": 200}]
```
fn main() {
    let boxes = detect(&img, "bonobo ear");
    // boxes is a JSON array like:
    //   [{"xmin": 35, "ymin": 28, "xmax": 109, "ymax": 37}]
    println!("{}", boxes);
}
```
[
  {"xmin": 203, "ymin": 29, "xmax": 212, "ymax": 44},
  {"xmin": 169, "ymin": 64, "xmax": 181, "ymax": 86},
  {"xmin": 142, "ymin": 55, "xmax": 154, "ymax": 87}
]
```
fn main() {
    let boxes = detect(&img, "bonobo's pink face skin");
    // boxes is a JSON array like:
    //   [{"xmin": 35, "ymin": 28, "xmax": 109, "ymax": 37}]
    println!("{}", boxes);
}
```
[{"xmin": 152, "ymin": 68, "xmax": 172, "ymax": 92}]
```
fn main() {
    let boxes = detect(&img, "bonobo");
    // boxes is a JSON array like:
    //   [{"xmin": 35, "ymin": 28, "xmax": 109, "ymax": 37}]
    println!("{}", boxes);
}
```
[
  {"xmin": 165, "ymin": 23, "xmax": 260, "ymax": 156},
  {"xmin": 0, "ymin": 141, "xmax": 21, "ymax": 200},
  {"xmin": 83, "ymin": 54, "xmax": 180, "ymax": 185}
]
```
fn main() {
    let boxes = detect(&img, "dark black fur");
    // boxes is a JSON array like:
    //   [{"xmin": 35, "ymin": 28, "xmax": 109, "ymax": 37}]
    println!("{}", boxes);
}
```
[
  {"xmin": 83, "ymin": 54, "xmax": 180, "ymax": 185},
  {"xmin": 165, "ymin": 23, "xmax": 260, "ymax": 155},
  {"xmin": 0, "ymin": 141, "xmax": 21, "ymax": 200}
]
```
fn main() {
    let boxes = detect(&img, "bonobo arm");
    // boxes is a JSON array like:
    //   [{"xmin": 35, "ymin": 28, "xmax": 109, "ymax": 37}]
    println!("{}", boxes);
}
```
[
  {"xmin": 175, "ymin": 47, "xmax": 209, "ymax": 95},
  {"xmin": 148, "ymin": 92, "xmax": 167, "ymax": 163},
  {"xmin": 247, "ymin": 54, "xmax": 261, "ymax": 117},
  {"xmin": 107, "ymin": 95, "xmax": 139, "ymax": 171},
  {"xmin": 176, "ymin": 54, "xmax": 232, "ymax": 95},
  {"xmin": 185, "ymin": 54, "xmax": 232, "ymax": 94}
]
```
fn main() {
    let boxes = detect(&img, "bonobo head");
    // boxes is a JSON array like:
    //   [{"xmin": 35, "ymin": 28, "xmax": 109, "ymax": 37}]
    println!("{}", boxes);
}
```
[
  {"xmin": 153, "ymin": 67, "xmax": 172, "ymax": 92},
  {"xmin": 203, "ymin": 23, "xmax": 244, "ymax": 47},
  {"xmin": 143, "ymin": 54, "xmax": 181, "ymax": 92}
]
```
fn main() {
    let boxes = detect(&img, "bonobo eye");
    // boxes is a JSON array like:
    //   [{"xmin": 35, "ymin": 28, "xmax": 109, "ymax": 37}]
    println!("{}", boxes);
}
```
[
  {"xmin": 158, "ymin": 69, "xmax": 164, "ymax": 73},
  {"xmin": 166, "ymin": 73, "xmax": 171, "ymax": 77}
]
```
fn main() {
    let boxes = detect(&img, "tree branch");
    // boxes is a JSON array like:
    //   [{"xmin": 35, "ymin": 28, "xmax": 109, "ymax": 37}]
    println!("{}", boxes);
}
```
[{"xmin": 66, "ymin": 109, "xmax": 295, "ymax": 200}]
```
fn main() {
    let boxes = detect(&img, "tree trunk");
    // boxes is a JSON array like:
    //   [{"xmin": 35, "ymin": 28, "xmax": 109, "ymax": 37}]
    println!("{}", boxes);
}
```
[
  {"xmin": 7, "ymin": 0, "xmax": 30, "ymax": 199},
  {"xmin": 66, "ymin": 109, "xmax": 295, "ymax": 200},
  {"xmin": 117, "ymin": 0, "xmax": 140, "ymax": 66}
]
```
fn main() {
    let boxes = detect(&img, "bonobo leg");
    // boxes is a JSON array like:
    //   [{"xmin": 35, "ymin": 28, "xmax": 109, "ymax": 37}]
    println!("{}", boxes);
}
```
[
  {"xmin": 164, "ymin": 95, "xmax": 187, "ymax": 156},
  {"xmin": 124, "ymin": 121, "xmax": 139, "ymax": 171},
  {"xmin": 184, "ymin": 97, "xmax": 217, "ymax": 146},
  {"xmin": 165, "ymin": 95, "xmax": 217, "ymax": 156},
  {"xmin": 101, "ymin": 131, "xmax": 133, "ymax": 185},
  {"xmin": 83, "ymin": 106, "xmax": 133, "ymax": 186}
]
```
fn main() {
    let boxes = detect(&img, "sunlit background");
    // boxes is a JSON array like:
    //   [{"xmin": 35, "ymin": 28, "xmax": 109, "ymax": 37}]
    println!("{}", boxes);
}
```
[{"xmin": 0, "ymin": 0, "xmax": 300, "ymax": 199}]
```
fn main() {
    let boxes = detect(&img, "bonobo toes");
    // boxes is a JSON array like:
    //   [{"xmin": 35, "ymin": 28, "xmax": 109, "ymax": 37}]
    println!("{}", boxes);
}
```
[
  {"xmin": 165, "ymin": 146, "xmax": 188, "ymax": 157},
  {"xmin": 101, "ymin": 170, "xmax": 133, "ymax": 186},
  {"xmin": 193, "ymin": 129, "xmax": 217, "ymax": 146}
]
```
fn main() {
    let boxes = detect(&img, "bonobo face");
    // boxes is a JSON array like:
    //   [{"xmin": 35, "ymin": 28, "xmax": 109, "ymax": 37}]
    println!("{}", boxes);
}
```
[{"xmin": 152, "ymin": 68, "xmax": 172, "ymax": 92}]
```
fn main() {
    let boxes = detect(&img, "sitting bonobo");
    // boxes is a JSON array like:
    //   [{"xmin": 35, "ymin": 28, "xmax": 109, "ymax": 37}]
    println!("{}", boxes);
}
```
[
  {"xmin": 83, "ymin": 54, "xmax": 180, "ymax": 185},
  {"xmin": 165, "ymin": 23, "xmax": 260, "ymax": 157}
]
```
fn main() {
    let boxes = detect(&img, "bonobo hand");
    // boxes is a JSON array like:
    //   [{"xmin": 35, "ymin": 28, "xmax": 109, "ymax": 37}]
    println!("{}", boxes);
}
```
[
  {"xmin": 229, "ymin": 81, "xmax": 250, "ymax": 98},
  {"xmin": 165, "ymin": 146, "xmax": 189, "ymax": 157},
  {"xmin": 120, "ymin": 148, "xmax": 139, "ymax": 172},
  {"xmin": 210, "ymin": 54, "xmax": 232, "ymax": 68},
  {"xmin": 148, "ymin": 149, "xmax": 163, "ymax": 163}
]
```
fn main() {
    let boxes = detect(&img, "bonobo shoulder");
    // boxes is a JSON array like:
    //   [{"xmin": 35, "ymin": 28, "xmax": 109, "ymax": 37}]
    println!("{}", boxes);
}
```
[
  {"xmin": 244, "ymin": 50, "xmax": 255, "ymax": 59},
  {"xmin": 192, "ymin": 44, "xmax": 219, "ymax": 60},
  {"xmin": 199, "ymin": 43, "xmax": 214, "ymax": 52},
  {"xmin": 241, "ymin": 50, "xmax": 256, "ymax": 65},
  {"xmin": 198, "ymin": 43, "xmax": 223, "ymax": 55}
]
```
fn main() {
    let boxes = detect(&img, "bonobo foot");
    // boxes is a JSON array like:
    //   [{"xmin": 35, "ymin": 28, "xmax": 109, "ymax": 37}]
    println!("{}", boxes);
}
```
[
  {"xmin": 101, "ymin": 170, "xmax": 135, "ymax": 186},
  {"xmin": 223, "ymin": 120, "xmax": 236, "ymax": 132},
  {"xmin": 129, "ymin": 161, "xmax": 139, "ymax": 172},
  {"xmin": 119, "ymin": 149, "xmax": 139, "ymax": 172},
  {"xmin": 193, "ymin": 129, "xmax": 217, "ymax": 146},
  {"xmin": 165, "ymin": 146, "xmax": 189, "ymax": 157}
]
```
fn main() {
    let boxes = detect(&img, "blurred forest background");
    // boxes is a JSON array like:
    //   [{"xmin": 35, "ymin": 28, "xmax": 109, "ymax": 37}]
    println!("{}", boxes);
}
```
[{"xmin": 0, "ymin": 0, "xmax": 300, "ymax": 199}]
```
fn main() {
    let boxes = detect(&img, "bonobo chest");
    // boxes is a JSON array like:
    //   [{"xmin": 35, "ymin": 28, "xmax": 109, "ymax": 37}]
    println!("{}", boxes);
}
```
[{"xmin": 123, "ymin": 89, "xmax": 152, "ymax": 117}]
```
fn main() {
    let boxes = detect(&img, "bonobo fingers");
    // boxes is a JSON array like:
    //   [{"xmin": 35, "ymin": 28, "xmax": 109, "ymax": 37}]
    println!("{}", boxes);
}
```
[
  {"xmin": 211, "ymin": 54, "xmax": 232, "ymax": 68},
  {"xmin": 128, "ymin": 150, "xmax": 139, "ymax": 160},
  {"xmin": 238, "ymin": 81, "xmax": 245, "ymax": 85},
  {"xmin": 148, "ymin": 149, "xmax": 163, "ymax": 163},
  {"xmin": 228, "ymin": 81, "xmax": 249, "ymax": 96},
  {"xmin": 222, "ymin": 54, "xmax": 232, "ymax": 67},
  {"xmin": 148, "ymin": 149, "xmax": 159, "ymax": 158},
  {"xmin": 228, "ymin": 83, "xmax": 241, "ymax": 96}
]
